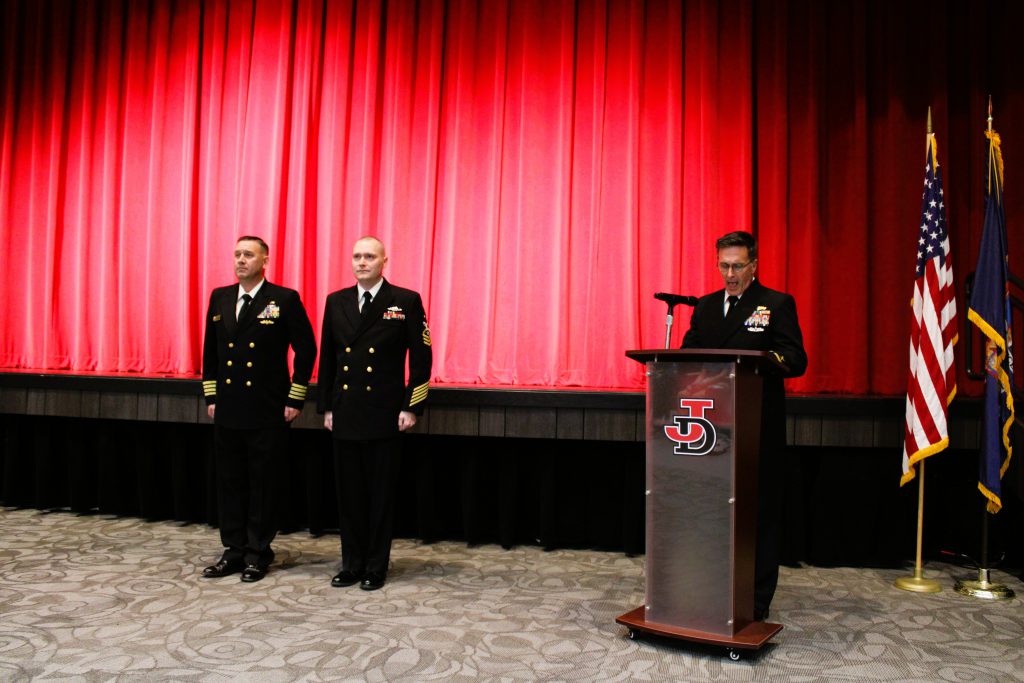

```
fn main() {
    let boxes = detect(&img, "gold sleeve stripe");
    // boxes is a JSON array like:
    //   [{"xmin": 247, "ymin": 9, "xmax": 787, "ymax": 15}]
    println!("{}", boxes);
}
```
[
  {"xmin": 410, "ymin": 382, "xmax": 429, "ymax": 405},
  {"xmin": 288, "ymin": 384, "xmax": 308, "ymax": 400},
  {"xmin": 203, "ymin": 381, "xmax": 217, "ymax": 397},
  {"xmin": 422, "ymin": 330, "xmax": 432, "ymax": 346}
]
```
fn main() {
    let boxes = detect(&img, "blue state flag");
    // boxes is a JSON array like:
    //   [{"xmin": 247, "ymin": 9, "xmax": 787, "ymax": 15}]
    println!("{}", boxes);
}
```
[{"xmin": 967, "ymin": 129, "xmax": 1015, "ymax": 514}]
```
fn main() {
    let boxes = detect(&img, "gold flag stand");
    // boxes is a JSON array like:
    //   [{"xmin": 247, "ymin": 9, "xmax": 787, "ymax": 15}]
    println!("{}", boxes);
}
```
[
  {"xmin": 955, "ymin": 569, "xmax": 1016, "ymax": 600},
  {"xmin": 954, "ymin": 495, "xmax": 1015, "ymax": 600},
  {"xmin": 894, "ymin": 459, "xmax": 941, "ymax": 593}
]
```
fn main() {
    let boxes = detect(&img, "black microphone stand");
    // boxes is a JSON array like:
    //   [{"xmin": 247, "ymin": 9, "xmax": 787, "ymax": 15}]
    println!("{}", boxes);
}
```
[{"xmin": 654, "ymin": 293, "xmax": 698, "ymax": 349}]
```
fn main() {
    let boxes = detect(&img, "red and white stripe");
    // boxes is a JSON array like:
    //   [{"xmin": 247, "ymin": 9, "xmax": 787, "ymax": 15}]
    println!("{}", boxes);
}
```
[{"xmin": 902, "ymin": 139, "xmax": 957, "ymax": 485}]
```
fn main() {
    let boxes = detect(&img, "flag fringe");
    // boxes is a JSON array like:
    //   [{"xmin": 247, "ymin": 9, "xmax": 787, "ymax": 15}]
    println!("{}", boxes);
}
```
[
  {"xmin": 901, "ymin": 436, "xmax": 950, "ymax": 486},
  {"xmin": 979, "ymin": 482, "xmax": 1003, "ymax": 514},
  {"xmin": 967, "ymin": 306, "xmax": 1016, "ymax": 484},
  {"xmin": 986, "ymin": 130, "xmax": 1003, "ymax": 194},
  {"xmin": 966, "ymin": 307, "xmax": 1015, "ymax": 505}
]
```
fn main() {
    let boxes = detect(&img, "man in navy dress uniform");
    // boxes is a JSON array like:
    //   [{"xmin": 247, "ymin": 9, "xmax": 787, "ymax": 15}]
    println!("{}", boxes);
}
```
[
  {"xmin": 200, "ymin": 236, "xmax": 317, "ymax": 583},
  {"xmin": 681, "ymin": 230, "xmax": 807, "ymax": 620},
  {"xmin": 318, "ymin": 236, "xmax": 432, "ymax": 591}
]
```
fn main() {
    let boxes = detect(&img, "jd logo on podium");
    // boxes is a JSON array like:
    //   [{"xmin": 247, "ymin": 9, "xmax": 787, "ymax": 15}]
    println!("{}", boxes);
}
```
[{"xmin": 663, "ymin": 398, "xmax": 717, "ymax": 456}]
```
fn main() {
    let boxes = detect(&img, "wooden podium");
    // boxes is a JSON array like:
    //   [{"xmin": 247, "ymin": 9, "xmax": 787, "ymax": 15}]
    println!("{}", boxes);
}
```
[{"xmin": 616, "ymin": 349, "xmax": 783, "ymax": 660}]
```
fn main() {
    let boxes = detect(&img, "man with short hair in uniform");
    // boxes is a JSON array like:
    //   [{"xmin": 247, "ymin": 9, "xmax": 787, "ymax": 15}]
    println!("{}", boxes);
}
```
[
  {"xmin": 200, "ymin": 235, "xmax": 317, "ymax": 583},
  {"xmin": 318, "ymin": 236, "xmax": 432, "ymax": 591},
  {"xmin": 681, "ymin": 230, "xmax": 807, "ymax": 620}
]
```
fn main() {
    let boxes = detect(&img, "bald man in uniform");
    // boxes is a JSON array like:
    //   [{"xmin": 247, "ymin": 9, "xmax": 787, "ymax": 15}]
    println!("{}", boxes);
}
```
[{"xmin": 318, "ymin": 236, "xmax": 432, "ymax": 591}]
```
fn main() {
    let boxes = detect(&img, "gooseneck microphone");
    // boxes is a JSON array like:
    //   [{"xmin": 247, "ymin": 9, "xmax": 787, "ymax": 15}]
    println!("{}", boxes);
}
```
[{"xmin": 654, "ymin": 292, "xmax": 698, "ymax": 307}]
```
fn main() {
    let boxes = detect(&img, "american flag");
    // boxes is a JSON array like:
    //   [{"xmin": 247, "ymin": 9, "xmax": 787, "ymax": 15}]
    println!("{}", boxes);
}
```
[{"xmin": 901, "ymin": 133, "xmax": 958, "ymax": 486}]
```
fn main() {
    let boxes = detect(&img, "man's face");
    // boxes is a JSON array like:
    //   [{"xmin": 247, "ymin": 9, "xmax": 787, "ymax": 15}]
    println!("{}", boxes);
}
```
[
  {"xmin": 717, "ymin": 245, "xmax": 757, "ymax": 297},
  {"xmin": 234, "ymin": 240, "xmax": 268, "ymax": 283},
  {"xmin": 352, "ymin": 238, "xmax": 387, "ymax": 287}
]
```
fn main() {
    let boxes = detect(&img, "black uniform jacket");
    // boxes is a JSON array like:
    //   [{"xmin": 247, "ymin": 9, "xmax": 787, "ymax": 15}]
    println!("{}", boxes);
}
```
[
  {"xmin": 202, "ymin": 281, "xmax": 317, "ymax": 430},
  {"xmin": 318, "ymin": 279, "xmax": 432, "ymax": 441},
  {"xmin": 681, "ymin": 279, "xmax": 807, "ymax": 446}
]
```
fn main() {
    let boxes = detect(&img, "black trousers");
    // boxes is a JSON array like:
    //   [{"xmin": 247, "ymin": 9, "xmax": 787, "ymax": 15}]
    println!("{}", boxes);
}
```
[
  {"xmin": 213, "ymin": 424, "xmax": 288, "ymax": 568},
  {"xmin": 333, "ymin": 436, "xmax": 403, "ymax": 575},
  {"xmin": 754, "ymin": 447, "xmax": 783, "ymax": 616},
  {"xmin": 754, "ymin": 400, "xmax": 787, "ymax": 616}
]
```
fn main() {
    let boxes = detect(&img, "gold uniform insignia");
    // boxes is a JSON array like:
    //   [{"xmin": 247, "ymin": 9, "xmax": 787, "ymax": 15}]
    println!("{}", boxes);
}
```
[
  {"xmin": 258, "ymin": 303, "xmax": 281, "ymax": 319},
  {"xmin": 410, "ymin": 381, "xmax": 429, "ymax": 406}
]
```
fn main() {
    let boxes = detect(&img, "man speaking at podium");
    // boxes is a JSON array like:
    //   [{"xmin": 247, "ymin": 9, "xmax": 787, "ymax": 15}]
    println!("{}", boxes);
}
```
[{"xmin": 681, "ymin": 230, "xmax": 807, "ymax": 621}]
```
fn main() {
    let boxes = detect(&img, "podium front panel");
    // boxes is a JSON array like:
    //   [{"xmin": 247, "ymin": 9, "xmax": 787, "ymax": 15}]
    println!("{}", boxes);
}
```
[{"xmin": 645, "ymin": 360, "xmax": 736, "ymax": 636}]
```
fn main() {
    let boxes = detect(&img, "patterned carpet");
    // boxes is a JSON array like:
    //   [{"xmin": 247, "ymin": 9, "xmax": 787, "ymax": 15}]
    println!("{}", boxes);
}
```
[{"xmin": 0, "ymin": 508, "xmax": 1021, "ymax": 682}]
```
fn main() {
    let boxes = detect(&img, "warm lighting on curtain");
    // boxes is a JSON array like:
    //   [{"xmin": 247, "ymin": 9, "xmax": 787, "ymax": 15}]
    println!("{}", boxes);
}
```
[{"xmin": 1, "ymin": 0, "xmax": 1021, "ymax": 394}]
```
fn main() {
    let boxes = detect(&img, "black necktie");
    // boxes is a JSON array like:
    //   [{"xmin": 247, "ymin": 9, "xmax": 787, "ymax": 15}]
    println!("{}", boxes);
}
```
[
  {"xmin": 361, "ymin": 291, "xmax": 372, "ymax": 318},
  {"xmin": 238, "ymin": 293, "xmax": 252, "ymax": 321},
  {"xmin": 725, "ymin": 295, "xmax": 739, "ymax": 318}
]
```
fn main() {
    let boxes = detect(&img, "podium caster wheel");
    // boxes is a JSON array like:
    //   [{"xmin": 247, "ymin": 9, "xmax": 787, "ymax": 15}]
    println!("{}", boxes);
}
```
[{"xmin": 727, "ymin": 649, "xmax": 741, "ymax": 661}]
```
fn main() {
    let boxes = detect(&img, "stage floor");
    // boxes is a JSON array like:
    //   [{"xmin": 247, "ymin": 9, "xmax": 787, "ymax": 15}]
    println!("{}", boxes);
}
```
[{"xmin": 1, "ymin": 508, "xmax": 1021, "ymax": 681}]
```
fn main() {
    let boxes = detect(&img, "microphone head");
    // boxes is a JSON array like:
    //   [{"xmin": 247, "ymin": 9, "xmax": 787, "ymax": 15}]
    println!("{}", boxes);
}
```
[{"xmin": 654, "ymin": 292, "xmax": 697, "ymax": 306}]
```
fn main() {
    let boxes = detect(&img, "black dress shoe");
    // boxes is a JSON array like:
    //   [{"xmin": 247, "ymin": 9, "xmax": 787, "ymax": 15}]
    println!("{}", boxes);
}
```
[
  {"xmin": 331, "ymin": 570, "xmax": 363, "ymax": 588},
  {"xmin": 240, "ymin": 565, "xmax": 267, "ymax": 583},
  {"xmin": 360, "ymin": 572, "xmax": 386, "ymax": 591},
  {"xmin": 201, "ymin": 560, "xmax": 243, "ymax": 578}
]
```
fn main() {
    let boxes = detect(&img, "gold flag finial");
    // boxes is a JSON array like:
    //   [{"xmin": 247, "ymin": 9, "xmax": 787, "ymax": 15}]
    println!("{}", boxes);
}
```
[
  {"xmin": 927, "ymin": 107, "xmax": 932, "ymax": 135},
  {"xmin": 988, "ymin": 95, "xmax": 993, "ymax": 132}
]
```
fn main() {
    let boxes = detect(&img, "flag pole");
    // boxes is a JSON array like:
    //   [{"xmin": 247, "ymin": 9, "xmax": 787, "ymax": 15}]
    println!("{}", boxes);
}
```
[
  {"xmin": 954, "ymin": 96, "xmax": 1015, "ymax": 601},
  {"xmin": 895, "ymin": 458, "xmax": 940, "ymax": 592},
  {"xmin": 895, "ymin": 106, "xmax": 941, "ymax": 593}
]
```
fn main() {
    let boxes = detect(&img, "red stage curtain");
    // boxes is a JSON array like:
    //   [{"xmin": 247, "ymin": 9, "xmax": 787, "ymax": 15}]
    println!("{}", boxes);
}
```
[{"xmin": 1, "ymin": 0, "xmax": 1021, "ymax": 393}]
